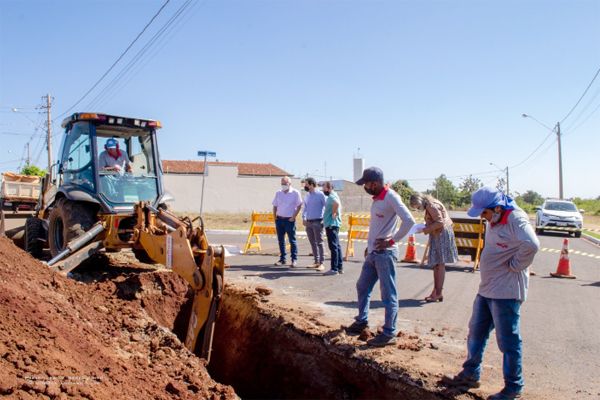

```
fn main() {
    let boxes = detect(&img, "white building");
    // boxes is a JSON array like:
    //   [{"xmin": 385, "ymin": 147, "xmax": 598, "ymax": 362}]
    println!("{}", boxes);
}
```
[{"xmin": 162, "ymin": 160, "xmax": 301, "ymax": 213}]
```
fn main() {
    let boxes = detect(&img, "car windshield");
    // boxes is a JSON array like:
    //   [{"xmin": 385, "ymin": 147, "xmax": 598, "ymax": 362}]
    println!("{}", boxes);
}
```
[{"xmin": 545, "ymin": 202, "xmax": 577, "ymax": 212}]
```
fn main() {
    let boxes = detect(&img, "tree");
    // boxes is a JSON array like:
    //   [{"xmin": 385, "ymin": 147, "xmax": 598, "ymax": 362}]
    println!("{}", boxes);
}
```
[
  {"xmin": 430, "ymin": 174, "xmax": 458, "ymax": 207},
  {"xmin": 519, "ymin": 190, "xmax": 544, "ymax": 205},
  {"xmin": 19, "ymin": 164, "xmax": 46, "ymax": 177},
  {"xmin": 458, "ymin": 175, "xmax": 482, "ymax": 207},
  {"xmin": 391, "ymin": 179, "xmax": 415, "ymax": 205}
]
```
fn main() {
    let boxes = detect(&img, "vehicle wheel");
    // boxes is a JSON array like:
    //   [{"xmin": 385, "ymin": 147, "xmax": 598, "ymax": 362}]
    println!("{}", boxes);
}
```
[
  {"xmin": 25, "ymin": 217, "xmax": 45, "ymax": 258},
  {"xmin": 133, "ymin": 248, "xmax": 157, "ymax": 264},
  {"xmin": 574, "ymin": 231, "xmax": 582, "ymax": 238},
  {"xmin": 48, "ymin": 198, "xmax": 97, "ymax": 257}
]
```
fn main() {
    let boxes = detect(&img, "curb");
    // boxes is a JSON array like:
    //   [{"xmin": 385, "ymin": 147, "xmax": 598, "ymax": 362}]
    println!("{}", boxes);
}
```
[{"xmin": 582, "ymin": 233, "xmax": 600, "ymax": 247}]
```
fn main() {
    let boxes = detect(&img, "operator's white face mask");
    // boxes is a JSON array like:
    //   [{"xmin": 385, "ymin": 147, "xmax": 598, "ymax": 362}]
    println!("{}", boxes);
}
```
[
  {"xmin": 491, "ymin": 211, "xmax": 502, "ymax": 224},
  {"xmin": 281, "ymin": 184, "xmax": 290, "ymax": 191}
]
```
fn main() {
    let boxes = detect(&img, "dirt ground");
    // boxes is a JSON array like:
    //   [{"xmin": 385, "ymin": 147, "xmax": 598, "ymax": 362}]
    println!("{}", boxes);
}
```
[{"xmin": 0, "ymin": 237, "xmax": 236, "ymax": 400}]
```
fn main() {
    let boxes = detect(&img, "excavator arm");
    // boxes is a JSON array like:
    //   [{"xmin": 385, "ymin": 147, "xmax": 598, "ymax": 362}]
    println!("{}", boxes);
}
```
[{"xmin": 133, "ymin": 203, "xmax": 225, "ymax": 361}]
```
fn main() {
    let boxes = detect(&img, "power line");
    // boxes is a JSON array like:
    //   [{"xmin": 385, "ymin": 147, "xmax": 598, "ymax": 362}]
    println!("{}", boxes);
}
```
[
  {"xmin": 86, "ymin": 0, "xmax": 198, "ymax": 110},
  {"xmin": 561, "ymin": 65, "xmax": 600, "ymax": 123},
  {"xmin": 55, "ymin": 0, "xmax": 171, "ymax": 120},
  {"xmin": 509, "ymin": 128, "xmax": 555, "ymax": 169}
]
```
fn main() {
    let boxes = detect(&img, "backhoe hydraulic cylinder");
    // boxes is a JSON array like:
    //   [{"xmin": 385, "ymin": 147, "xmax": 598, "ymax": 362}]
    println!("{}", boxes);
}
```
[{"xmin": 47, "ymin": 223, "xmax": 105, "ymax": 266}]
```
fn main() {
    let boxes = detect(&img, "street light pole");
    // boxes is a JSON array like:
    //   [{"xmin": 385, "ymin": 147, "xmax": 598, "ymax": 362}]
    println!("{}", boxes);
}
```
[
  {"xmin": 521, "ymin": 114, "xmax": 564, "ymax": 199},
  {"xmin": 197, "ymin": 150, "xmax": 217, "ymax": 217}
]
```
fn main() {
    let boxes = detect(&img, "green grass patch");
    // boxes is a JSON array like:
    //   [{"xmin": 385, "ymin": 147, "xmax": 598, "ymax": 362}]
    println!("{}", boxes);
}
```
[{"xmin": 583, "ymin": 229, "xmax": 600, "ymax": 240}]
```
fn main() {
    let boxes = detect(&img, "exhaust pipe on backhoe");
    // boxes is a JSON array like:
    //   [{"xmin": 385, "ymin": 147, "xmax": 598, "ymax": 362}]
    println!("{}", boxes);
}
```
[{"xmin": 47, "ymin": 222, "xmax": 105, "ymax": 271}]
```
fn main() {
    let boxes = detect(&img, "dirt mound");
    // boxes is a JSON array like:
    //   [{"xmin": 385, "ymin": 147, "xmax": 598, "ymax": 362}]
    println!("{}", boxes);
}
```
[{"xmin": 0, "ymin": 237, "xmax": 236, "ymax": 399}]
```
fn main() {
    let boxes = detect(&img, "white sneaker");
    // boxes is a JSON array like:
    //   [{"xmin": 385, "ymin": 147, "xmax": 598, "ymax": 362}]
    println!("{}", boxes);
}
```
[
  {"xmin": 323, "ymin": 269, "xmax": 338, "ymax": 275},
  {"xmin": 274, "ymin": 260, "xmax": 286, "ymax": 266},
  {"xmin": 315, "ymin": 264, "xmax": 325, "ymax": 271},
  {"xmin": 290, "ymin": 260, "xmax": 298, "ymax": 268}
]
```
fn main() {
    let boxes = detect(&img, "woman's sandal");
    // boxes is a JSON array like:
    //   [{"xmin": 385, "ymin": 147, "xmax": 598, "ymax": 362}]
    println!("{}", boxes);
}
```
[{"xmin": 425, "ymin": 294, "xmax": 444, "ymax": 303}]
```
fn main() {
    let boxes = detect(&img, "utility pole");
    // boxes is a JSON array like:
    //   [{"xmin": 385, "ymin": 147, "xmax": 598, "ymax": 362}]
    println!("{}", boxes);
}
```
[
  {"xmin": 26, "ymin": 143, "xmax": 30, "ymax": 166},
  {"xmin": 556, "ymin": 122, "xmax": 564, "ymax": 199},
  {"xmin": 42, "ymin": 94, "xmax": 53, "ymax": 179},
  {"xmin": 505, "ymin": 166, "xmax": 510, "ymax": 196}
]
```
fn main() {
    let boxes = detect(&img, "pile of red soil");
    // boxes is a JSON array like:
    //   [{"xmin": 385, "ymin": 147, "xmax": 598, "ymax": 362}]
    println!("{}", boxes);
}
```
[{"xmin": 0, "ymin": 237, "xmax": 236, "ymax": 399}]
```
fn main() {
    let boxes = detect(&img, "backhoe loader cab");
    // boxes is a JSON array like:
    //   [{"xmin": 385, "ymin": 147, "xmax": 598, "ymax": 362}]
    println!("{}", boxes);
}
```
[
  {"xmin": 30, "ymin": 112, "xmax": 171, "ymax": 259},
  {"xmin": 58, "ymin": 112, "xmax": 165, "ymax": 211}
]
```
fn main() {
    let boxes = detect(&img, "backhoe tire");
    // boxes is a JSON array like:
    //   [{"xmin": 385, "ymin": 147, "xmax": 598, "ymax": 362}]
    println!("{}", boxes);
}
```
[
  {"xmin": 133, "ymin": 248, "xmax": 157, "ymax": 264},
  {"xmin": 48, "ymin": 198, "xmax": 97, "ymax": 258},
  {"xmin": 25, "ymin": 217, "xmax": 45, "ymax": 258}
]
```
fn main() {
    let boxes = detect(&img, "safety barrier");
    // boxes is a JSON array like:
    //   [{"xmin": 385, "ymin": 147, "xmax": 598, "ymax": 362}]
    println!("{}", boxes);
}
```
[
  {"xmin": 451, "ymin": 217, "xmax": 486, "ymax": 270},
  {"xmin": 343, "ymin": 214, "xmax": 486, "ymax": 269},
  {"xmin": 344, "ymin": 214, "xmax": 370, "ymax": 261},
  {"xmin": 243, "ymin": 211, "xmax": 278, "ymax": 254}
]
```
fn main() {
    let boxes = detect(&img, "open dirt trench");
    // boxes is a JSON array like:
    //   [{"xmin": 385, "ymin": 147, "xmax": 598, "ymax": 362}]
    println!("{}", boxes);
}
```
[{"xmin": 0, "ymin": 238, "xmax": 472, "ymax": 399}]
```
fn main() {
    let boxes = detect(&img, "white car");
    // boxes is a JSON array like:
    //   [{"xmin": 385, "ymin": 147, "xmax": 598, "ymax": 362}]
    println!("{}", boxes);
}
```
[{"xmin": 535, "ymin": 199, "xmax": 583, "ymax": 238}]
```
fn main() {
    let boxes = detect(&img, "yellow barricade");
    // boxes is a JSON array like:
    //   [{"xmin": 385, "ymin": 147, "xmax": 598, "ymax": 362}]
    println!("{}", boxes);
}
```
[
  {"xmin": 343, "ymin": 214, "xmax": 486, "ymax": 270},
  {"xmin": 452, "ymin": 218, "xmax": 486, "ymax": 271},
  {"xmin": 344, "ymin": 213, "xmax": 370, "ymax": 260},
  {"xmin": 243, "ymin": 211, "xmax": 277, "ymax": 254}
]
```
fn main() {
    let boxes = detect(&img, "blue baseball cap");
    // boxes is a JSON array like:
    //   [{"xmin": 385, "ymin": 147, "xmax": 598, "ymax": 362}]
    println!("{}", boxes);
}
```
[
  {"xmin": 105, "ymin": 138, "xmax": 118, "ymax": 148},
  {"xmin": 355, "ymin": 167, "xmax": 384, "ymax": 185},
  {"xmin": 467, "ymin": 186, "xmax": 515, "ymax": 217}
]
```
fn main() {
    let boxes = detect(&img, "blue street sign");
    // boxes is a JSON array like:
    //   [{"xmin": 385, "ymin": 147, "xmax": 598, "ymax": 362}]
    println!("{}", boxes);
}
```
[{"xmin": 197, "ymin": 151, "xmax": 217, "ymax": 157}]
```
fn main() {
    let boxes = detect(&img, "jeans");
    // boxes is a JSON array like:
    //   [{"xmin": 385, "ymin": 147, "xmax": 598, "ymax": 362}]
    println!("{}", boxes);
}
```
[
  {"xmin": 305, "ymin": 220, "xmax": 325, "ymax": 263},
  {"xmin": 461, "ymin": 294, "xmax": 524, "ymax": 394},
  {"xmin": 325, "ymin": 226, "xmax": 343, "ymax": 271},
  {"xmin": 355, "ymin": 249, "xmax": 399, "ymax": 337},
  {"xmin": 275, "ymin": 217, "xmax": 297, "ymax": 262}
]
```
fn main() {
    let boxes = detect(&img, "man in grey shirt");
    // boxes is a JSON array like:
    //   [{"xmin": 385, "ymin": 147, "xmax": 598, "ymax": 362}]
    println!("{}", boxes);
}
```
[
  {"xmin": 344, "ymin": 167, "xmax": 415, "ymax": 347},
  {"xmin": 443, "ymin": 187, "xmax": 539, "ymax": 400}
]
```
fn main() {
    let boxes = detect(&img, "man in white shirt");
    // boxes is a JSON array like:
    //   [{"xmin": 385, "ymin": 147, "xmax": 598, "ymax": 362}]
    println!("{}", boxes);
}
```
[{"xmin": 272, "ymin": 176, "xmax": 302, "ymax": 267}]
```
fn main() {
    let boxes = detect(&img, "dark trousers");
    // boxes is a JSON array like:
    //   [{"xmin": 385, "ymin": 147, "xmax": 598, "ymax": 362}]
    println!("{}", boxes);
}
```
[
  {"xmin": 275, "ymin": 217, "xmax": 297, "ymax": 262},
  {"xmin": 325, "ymin": 226, "xmax": 343, "ymax": 271}
]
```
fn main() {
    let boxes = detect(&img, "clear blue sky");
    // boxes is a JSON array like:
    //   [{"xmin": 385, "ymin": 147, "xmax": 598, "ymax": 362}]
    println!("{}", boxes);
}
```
[{"xmin": 1, "ymin": 0, "xmax": 599, "ymax": 198}]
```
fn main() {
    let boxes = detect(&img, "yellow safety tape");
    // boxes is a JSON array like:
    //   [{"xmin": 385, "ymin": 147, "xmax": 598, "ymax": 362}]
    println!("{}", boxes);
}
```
[{"xmin": 536, "ymin": 225, "xmax": 600, "ymax": 233}]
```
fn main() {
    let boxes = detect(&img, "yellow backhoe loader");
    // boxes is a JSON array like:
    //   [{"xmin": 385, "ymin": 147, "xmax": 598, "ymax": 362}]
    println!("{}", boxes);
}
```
[{"xmin": 24, "ymin": 112, "xmax": 224, "ymax": 361}]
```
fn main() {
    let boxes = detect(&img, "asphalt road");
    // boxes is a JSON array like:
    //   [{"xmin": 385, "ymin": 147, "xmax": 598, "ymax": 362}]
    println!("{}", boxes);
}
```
[{"xmin": 210, "ymin": 229, "xmax": 600, "ymax": 399}]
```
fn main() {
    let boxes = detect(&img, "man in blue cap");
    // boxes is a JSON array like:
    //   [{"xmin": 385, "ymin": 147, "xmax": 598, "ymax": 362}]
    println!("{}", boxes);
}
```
[
  {"xmin": 344, "ymin": 167, "xmax": 415, "ymax": 347},
  {"xmin": 442, "ymin": 187, "xmax": 539, "ymax": 400},
  {"xmin": 99, "ymin": 138, "xmax": 132, "ymax": 173}
]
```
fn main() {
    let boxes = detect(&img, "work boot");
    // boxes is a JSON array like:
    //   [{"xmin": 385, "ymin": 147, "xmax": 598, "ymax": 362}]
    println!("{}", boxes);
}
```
[
  {"xmin": 367, "ymin": 333, "xmax": 397, "ymax": 347},
  {"xmin": 487, "ymin": 389, "xmax": 522, "ymax": 400},
  {"xmin": 344, "ymin": 321, "xmax": 369, "ymax": 335},
  {"xmin": 441, "ymin": 373, "xmax": 481, "ymax": 389}
]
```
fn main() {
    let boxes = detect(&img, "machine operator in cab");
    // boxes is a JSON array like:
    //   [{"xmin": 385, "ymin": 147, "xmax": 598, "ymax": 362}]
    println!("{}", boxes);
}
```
[{"xmin": 99, "ymin": 138, "xmax": 132, "ymax": 173}]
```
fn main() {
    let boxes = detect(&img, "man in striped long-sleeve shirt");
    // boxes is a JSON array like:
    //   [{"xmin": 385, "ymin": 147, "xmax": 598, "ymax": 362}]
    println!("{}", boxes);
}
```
[{"xmin": 344, "ymin": 167, "xmax": 415, "ymax": 347}]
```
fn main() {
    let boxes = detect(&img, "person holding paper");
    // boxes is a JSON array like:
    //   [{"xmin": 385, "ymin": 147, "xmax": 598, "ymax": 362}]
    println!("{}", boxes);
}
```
[{"xmin": 410, "ymin": 193, "xmax": 458, "ymax": 302}]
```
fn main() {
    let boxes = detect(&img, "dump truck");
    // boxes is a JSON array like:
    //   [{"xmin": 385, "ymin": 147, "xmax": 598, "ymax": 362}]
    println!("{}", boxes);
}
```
[
  {"xmin": 22, "ymin": 112, "xmax": 225, "ymax": 362},
  {"xmin": 0, "ymin": 172, "xmax": 41, "ymax": 246}
]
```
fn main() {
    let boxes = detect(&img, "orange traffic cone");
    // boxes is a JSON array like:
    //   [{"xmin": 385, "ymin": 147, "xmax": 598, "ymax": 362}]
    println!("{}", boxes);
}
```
[
  {"xmin": 550, "ymin": 238, "xmax": 576, "ymax": 279},
  {"xmin": 401, "ymin": 234, "xmax": 419, "ymax": 263}
]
